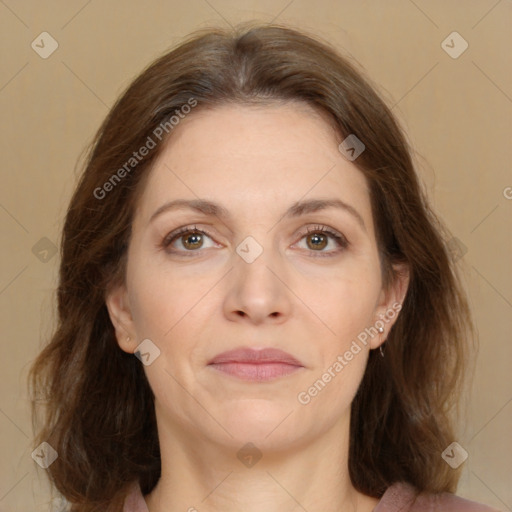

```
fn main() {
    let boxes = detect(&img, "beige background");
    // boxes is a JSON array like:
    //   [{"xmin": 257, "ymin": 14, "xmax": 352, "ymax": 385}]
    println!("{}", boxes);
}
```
[{"xmin": 1, "ymin": 1, "xmax": 511, "ymax": 510}]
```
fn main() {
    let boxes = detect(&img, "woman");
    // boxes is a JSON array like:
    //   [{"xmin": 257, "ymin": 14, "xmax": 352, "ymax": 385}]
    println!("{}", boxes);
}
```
[{"xmin": 29, "ymin": 24, "xmax": 501, "ymax": 512}]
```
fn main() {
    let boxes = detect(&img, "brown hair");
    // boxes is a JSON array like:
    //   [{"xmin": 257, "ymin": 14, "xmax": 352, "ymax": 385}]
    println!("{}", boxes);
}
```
[{"xmin": 29, "ymin": 23, "xmax": 473, "ymax": 511}]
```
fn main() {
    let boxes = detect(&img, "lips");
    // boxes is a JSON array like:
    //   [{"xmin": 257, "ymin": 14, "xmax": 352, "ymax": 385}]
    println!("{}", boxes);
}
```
[
  {"xmin": 208, "ymin": 347, "xmax": 304, "ymax": 382},
  {"xmin": 209, "ymin": 347, "xmax": 303, "ymax": 366}
]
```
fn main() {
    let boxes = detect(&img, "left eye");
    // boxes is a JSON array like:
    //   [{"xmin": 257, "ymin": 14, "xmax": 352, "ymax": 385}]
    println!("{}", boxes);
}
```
[
  {"xmin": 161, "ymin": 224, "xmax": 348, "ymax": 256},
  {"xmin": 294, "ymin": 225, "xmax": 348, "ymax": 256}
]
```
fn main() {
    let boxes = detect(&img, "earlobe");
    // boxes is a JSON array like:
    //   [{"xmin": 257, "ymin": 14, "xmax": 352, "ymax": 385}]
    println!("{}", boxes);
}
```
[
  {"xmin": 372, "ymin": 262, "xmax": 410, "ymax": 350},
  {"xmin": 104, "ymin": 284, "xmax": 137, "ymax": 353}
]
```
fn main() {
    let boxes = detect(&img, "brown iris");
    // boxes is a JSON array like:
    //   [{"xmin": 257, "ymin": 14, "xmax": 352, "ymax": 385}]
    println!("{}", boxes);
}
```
[
  {"xmin": 182, "ymin": 232, "xmax": 204, "ymax": 250},
  {"xmin": 306, "ymin": 232, "xmax": 328, "ymax": 251}
]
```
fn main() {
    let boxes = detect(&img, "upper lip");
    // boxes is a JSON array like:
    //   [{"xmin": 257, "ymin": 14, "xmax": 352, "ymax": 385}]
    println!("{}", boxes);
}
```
[{"xmin": 208, "ymin": 347, "xmax": 303, "ymax": 366}]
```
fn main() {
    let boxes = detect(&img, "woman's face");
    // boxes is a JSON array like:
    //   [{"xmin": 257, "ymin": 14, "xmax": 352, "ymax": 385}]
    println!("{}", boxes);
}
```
[{"xmin": 107, "ymin": 102, "xmax": 405, "ymax": 452}]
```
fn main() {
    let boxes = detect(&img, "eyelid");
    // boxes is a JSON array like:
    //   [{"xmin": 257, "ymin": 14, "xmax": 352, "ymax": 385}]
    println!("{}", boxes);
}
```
[{"xmin": 161, "ymin": 225, "xmax": 217, "ymax": 250}]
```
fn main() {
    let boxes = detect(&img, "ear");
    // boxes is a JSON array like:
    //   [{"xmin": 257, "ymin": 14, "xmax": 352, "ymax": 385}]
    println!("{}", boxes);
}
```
[
  {"xmin": 105, "ymin": 283, "xmax": 138, "ymax": 354},
  {"xmin": 371, "ymin": 262, "xmax": 410, "ymax": 350}
]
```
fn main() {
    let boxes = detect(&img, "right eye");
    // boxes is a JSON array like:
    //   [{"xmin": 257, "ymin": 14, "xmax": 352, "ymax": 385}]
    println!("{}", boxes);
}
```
[{"xmin": 161, "ymin": 225, "xmax": 218, "ymax": 255}]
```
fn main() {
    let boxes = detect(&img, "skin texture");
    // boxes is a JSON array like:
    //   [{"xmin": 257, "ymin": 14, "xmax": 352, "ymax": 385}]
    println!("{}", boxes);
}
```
[{"xmin": 106, "ymin": 103, "xmax": 409, "ymax": 512}]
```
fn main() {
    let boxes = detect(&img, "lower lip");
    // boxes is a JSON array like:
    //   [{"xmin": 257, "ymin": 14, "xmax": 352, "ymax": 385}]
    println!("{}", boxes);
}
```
[{"xmin": 209, "ymin": 362, "xmax": 303, "ymax": 382}]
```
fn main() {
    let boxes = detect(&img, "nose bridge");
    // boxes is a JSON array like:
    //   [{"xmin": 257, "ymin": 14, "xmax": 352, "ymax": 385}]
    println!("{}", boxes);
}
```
[
  {"xmin": 234, "ymin": 231, "xmax": 281, "ymax": 289},
  {"xmin": 230, "ymin": 211, "xmax": 279, "ymax": 264}
]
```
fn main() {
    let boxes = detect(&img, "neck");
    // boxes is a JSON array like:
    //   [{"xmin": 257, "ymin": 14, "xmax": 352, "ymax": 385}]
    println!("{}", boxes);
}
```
[{"xmin": 144, "ymin": 409, "xmax": 379, "ymax": 512}]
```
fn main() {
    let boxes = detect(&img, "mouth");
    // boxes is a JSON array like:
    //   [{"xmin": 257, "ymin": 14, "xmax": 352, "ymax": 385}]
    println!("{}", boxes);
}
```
[{"xmin": 208, "ymin": 347, "xmax": 304, "ymax": 382}]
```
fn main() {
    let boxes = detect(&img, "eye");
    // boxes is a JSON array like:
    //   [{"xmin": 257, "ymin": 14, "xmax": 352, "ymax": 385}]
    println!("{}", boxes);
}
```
[
  {"xmin": 294, "ymin": 225, "xmax": 349, "ymax": 257},
  {"xmin": 161, "ymin": 224, "xmax": 349, "ymax": 257},
  {"xmin": 161, "ymin": 225, "xmax": 217, "ymax": 255}
]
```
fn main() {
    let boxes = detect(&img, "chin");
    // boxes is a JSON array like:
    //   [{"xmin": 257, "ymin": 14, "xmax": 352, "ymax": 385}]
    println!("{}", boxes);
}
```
[{"xmin": 214, "ymin": 399, "xmax": 314, "ymax": 450}]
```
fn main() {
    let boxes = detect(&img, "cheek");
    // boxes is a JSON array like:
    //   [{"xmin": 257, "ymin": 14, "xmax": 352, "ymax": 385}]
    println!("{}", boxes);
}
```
[
  {"xmin": 127, "ymin": 259, "xmax": 213, "ymax": 339},
  {"xmin": 296, "ymin": 272, "xmax": 380, "ymax": 412},
  {"xmin": 306, "ymin": 263, "xmax": 382, "ymax": 346}
]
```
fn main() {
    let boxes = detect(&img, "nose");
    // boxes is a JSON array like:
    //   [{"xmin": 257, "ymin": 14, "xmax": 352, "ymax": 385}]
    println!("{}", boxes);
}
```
[{"xmin": 222, "ymin": 246, "xmax": 292, "ymax": 325}]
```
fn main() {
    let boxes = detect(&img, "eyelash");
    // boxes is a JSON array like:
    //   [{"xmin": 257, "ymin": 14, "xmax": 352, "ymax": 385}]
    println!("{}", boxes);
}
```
[{"xmin": 161, "ymin": 224, "xmax": 349, "ymax": 258}]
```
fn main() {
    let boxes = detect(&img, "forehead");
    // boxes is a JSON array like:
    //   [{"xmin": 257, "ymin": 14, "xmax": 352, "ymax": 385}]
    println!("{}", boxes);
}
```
[{"xmin": 134, "ymin": 102, "xmax": 373, "ymax": 230}]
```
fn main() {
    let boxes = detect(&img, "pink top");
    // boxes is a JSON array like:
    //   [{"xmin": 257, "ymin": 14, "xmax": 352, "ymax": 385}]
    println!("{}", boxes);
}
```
[{"xmin": 123, "ymin": 480, "xmax": 502, "ymax": 511}]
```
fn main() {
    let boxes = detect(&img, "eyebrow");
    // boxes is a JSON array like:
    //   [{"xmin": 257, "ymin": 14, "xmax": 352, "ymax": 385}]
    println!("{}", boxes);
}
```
[{"xmin": 149, "ymin": 198, "xmax": 366, "ymax": 230}]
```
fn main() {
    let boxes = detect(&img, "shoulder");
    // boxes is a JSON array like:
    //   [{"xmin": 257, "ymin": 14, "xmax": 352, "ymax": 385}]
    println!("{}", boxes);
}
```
[
  {"xmin": 375, "ymin": 481, "xmax": 503, "ymax": 512},
  {"xmin": 123, "ymin": 481, "xmax": 149, "ymax": 512},
  {"xmin": 122, "ymin": 479, "xmax": 503, "ymax": 512}
]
